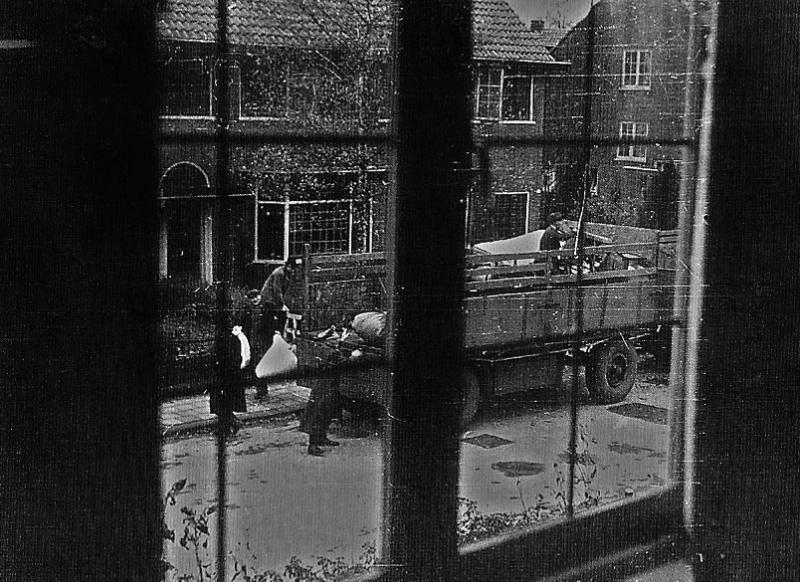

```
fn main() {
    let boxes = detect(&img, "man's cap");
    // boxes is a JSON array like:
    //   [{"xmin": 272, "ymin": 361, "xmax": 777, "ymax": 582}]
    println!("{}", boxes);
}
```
[{"xmin": 546, "ymin": 212, "xmax": 564, "ymax": 226}]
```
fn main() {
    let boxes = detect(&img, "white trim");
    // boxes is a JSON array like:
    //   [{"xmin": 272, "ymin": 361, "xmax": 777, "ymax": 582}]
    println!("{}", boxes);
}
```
[
  {"xmin": 237, "ymin": 115, "xmax": 289, "ymax": 122},
  {"xmin": 616, "ymin": 121, "xmax": 649, "ymax": 161},
  {"xmin": 158, "ymin": 161, "xmax": 211, "ymax": 196},
  {"xmin": 525, "ymin": 191, "xmax": 531, "ymax": 233},
  {"xmin": 159, "ymin": 115, "xmax": 215, "ymax": 121},
  {"xmin": 348, "ymin": 200, "xmax": 354, "ymax": 254},
  {"xmin": 259, "ymin": 198, "xmax": 353, "ymax": 205},
  {"xmin": 283, "ymin": 197, "xmax": 290, "ymax": 261},
  {"xmin": 0, "ymin": 40, "xmax": 37, "ymax": 49},
  {"xmin": 622, "ymin": 165, "xmax": 660, "ymax": 173},
  {"xmin": 368, "ymin": 198, "xmax": 375, "ymax": 253}
]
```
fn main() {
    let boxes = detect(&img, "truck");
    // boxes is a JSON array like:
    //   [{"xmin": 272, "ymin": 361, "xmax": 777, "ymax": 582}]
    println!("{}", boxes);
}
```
[{"xmin": 295, "ymin": 223, "xmax": 680, "ymax": 427}]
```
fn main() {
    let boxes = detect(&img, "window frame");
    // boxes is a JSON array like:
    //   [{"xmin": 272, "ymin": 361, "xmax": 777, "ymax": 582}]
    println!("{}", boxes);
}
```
[
  {"xmin": 238, "ymin": 53, "xmax": 291, "ymax": 120},
  {"xmin": 474, "ymin": 65, "xmax": 537, "ymax": 123},
  {"xmin": 161, "ymin": 1, "xmax": 709, "ymax": 580},
  {"xmin": 159, "ymin": 57, "xmax": 214, "ymax": 119},
  {"xmin": 617, "ymin": 121, "xmax": 650, "ymax": 161},
  {"xmin": 254, "ymin": 196, "xmax": 378, "ymax": 262},
  {"xmin": 475, "ymin": 65, "xmax": 503, "ymax": 120},
  {"xmin": 621, "ymin": 49, "xmax": 652, "ymax": 90},
  {"xmin": 493, "ymin": 190, "xmax": 531, "ymax": 238}
]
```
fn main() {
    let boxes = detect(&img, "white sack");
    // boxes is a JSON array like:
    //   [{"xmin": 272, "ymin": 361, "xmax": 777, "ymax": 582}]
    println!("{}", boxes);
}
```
[{"xmin": 255, "ymin": 333, "xmax": 298, "ymax": 378}]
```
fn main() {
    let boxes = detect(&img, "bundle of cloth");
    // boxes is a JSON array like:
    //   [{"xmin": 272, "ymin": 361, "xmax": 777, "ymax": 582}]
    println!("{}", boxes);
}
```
[{"xmin": 350, "ymin": 311, "xmax": 387, "ymax": 347}]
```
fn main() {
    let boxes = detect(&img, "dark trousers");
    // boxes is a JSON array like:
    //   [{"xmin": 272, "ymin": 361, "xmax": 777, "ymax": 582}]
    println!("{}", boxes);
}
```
[
  {"xmin": 303, "ymin": 363, "xmax": 342, "ymax": 445},
  {"xmin": 209, "ymin": 364, "xmax": 249, "ymax": 416},
  {"xmin": 256, "ymin": 307, "xmax": 287, "ymax": 397},
  {"xmin": 260, "ymin": 306, "xmax": 287, "ymax": 345}
]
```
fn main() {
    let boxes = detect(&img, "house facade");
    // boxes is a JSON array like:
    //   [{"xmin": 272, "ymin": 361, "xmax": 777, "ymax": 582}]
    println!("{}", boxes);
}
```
[
  {"xmin": 544, "ymin": 0, "xmax": 695, "ymax": 229},
  {"xmin": 157, "ymin": 0, "xmax": 561, "ymax": 284}
]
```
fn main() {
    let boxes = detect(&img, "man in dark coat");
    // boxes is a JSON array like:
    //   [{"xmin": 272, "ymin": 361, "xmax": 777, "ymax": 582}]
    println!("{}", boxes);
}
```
[
  {"xmin": 209, "ymin": 324, "xmax": 251, "ymax": 434},
  {"xmin": 302, "ymin": 347, "xmax": 343, "ymax": 456},
  {"xmin": 257, "ymin": 257, "xmax": 298, "ymax": 345},
  {"xmin": 255, "ymin": 257, "xmax": 300, "ymax": 399},
  {"xmin": 539, "ymin": 212, "xmax": 575, "ymax": 251}
]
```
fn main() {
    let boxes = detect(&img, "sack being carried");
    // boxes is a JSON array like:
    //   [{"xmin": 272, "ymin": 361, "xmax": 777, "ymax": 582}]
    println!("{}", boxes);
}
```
[
  {"xmin": 351, "ymin": 311, "xmax": 388, "ymax": 347},
  {"xmin": 255, "ymin": 333, "xmax": 298, "ymax": 379}
]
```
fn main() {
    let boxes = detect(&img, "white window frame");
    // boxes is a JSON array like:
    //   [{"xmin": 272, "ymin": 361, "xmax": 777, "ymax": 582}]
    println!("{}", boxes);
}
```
[
  {"xmin": 159, "ymin": 57, "xmax": 214, "ymax": 120},
  {"xmin": 474, "ymin": 66, "xmax": 537, "ymax": 123},
  {"xmin": 475, "ymin": 66, "xmax": 503, "ymax": 120},
  {"xmin": 621, "ymin": 49, "xmax": 652, "ymax": 89},
  {"xmin": 617, "ymin": 121, "xmax": 649, "ymax": 161},
  {"xmin": 501, "ymin": 73, "xmax": 536, "ymax": 124},
  {"xmin": 255, "ymin": 198, "xmax": 378, "ymax": 262}
]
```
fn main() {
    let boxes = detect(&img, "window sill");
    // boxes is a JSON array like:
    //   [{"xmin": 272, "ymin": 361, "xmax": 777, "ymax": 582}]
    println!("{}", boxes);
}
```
[
  {"xmin": 159, "ymin": 115, "xmax": 215, "ymax": 120},
  {"xmin": 616, "ymin": 156, "xmax": 648, "ymax": 163},
  {"xmin": 620, "ymin": 85, "xmax": 652, "ymax": 92}
]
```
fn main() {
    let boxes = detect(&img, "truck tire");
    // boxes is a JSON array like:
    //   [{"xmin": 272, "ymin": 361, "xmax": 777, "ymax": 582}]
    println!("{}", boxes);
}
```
[
  {"xmin": 461, "ymin": 369, "xmax": 482, "ymax": 430},
  {"xmin": 586, "ymin": 340, "xmax": 639, "ymax": 403}
]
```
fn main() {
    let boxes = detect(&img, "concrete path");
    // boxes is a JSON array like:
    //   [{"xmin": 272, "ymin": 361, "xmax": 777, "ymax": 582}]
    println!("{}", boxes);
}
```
[{"xmin": 160, "ymin": 381, "xmax": 310, "ymax": 438}]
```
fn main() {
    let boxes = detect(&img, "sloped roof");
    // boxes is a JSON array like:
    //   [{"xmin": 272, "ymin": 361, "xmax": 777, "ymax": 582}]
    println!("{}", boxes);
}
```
[
  {"xmin": 158, "ymin": 0, "xmax": 390, "ymax": 51},
  {"xmin": 472, "ymin": 0, "xmax": 553, "ymax": 62},
  {"xmin": 531, "ymin": 27, "xmax": 570, "ymax": 50},
  {"xmin": 159, "ymin": 0, "xmax": 554, "ymax": 63}
]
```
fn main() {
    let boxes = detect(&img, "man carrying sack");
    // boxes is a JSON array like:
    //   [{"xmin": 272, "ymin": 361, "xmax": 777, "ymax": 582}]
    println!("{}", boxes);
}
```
[{"xmin": 254, "ymin": 256, "xmax": 300, "ymax": 398}]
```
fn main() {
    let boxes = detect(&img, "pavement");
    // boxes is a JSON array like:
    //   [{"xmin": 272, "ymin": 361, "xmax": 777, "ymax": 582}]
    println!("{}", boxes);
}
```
[{"xmin": 160, "ymin": 381, "xmax": 310, "ymax": 438}]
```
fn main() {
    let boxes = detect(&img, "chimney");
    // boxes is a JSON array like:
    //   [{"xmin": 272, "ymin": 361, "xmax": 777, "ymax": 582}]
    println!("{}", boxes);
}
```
[{"xmin": 530, "ymin": 19, "xmax": 544, "ymax": 33}]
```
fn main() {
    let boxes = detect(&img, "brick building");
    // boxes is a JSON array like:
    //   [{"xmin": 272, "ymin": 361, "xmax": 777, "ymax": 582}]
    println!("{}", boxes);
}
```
[
  {"xmin": 157, "ymin": 0, "xmax": 561, "ymax": 284},
  {"xmin": 544, "ymin": 0, "xmax": 696, "ymax": 229}
]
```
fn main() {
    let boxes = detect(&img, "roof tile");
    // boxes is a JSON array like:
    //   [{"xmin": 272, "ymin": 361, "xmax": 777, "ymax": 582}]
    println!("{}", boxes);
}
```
[{"xmin": 159, "ymin": 0, "xmax": 553, "ymax": 63}]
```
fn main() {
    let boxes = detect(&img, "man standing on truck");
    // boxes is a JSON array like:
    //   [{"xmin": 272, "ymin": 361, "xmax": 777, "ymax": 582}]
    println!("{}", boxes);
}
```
[{"xmin": 539, "ymin": 212, "xmax": 575, "ymax": 251}]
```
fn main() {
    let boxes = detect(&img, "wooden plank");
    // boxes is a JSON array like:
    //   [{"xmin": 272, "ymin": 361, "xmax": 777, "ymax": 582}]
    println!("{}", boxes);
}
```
[
  {"xmin": 465, "ymin": 267, "xmax": 657, "ymax": 293},
  {"xmin": 467, "ymin": 262, "xmax": 549, "ymax": 278},
  {"xmin": 310, "ymin": 251, "xmax": 385, "ymax": 266},
  {"xmin": 465, "ymin": 242, "xmax": 658, "ymax": 266},
  {"xmin": 308, "ymin": 264, "xmax": 385, "ymax": 281},
  {"xmin": 463, "ymin": 275, "xmax": 666, "ymax": 349}
]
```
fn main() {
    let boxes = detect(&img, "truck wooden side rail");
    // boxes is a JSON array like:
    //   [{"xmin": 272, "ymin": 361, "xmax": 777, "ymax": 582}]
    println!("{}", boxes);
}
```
[{"xmin": 296, "ymin": 227, "xmax": 681, "ymax": 427}]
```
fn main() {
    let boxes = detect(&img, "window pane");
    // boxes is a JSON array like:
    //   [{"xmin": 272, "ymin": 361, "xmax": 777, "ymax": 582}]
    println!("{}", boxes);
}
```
[
  {"xmin": 623, "ymin": 51, "xmax": 637, "ymax": 85},
  {"xmin": 495, "ymin": 193, "xmax": 528, "ymax": 237},
  {"xmin": 161, "ymin": 59, "xmax": 210, "ymax": 116},
  {"xmin": 289, "ymin": 202, "xmax": 351, "ymax": 256},
  {"xmin": 639, "ymin": 51, "xmax": 651, "ymax": 86},
  {"xmin": 241, "ymin": 54, "xmax": 288, "ymax": 118},
  {"xmin": 502, "ymin": 75, "xmax": 531, "ymax": 121},
  {"xmin": 257, "ymin": 203, "xmax": 284, "ymax": 261}
]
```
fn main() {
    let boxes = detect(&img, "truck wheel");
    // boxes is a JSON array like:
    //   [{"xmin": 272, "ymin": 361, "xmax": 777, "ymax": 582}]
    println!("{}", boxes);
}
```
[
  {"xmin": 461, "ymin": 369, "xmax": 482, "ymax": 430},
  {"xmin": 586, "ymin": 340, "xmax": 639, "ymax": 404}
]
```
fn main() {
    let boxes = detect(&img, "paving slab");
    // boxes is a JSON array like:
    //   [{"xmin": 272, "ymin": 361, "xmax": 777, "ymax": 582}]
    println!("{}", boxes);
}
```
[{"xmin": 160, "ymin": 381, "xmax": 310, "ymax": 438}]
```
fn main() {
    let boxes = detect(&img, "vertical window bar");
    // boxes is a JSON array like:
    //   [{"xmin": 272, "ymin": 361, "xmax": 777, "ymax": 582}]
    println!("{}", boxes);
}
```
[
  {"xmin": 567, "ymin": 0, "xmax": 598, "ymax": 518},
  {"xmin": 382, "ymin": 1, "xmax": 472, "ymax": 579},
  {"xmin": 212, "ymin": 1, "xmax": 232, "ymax": 582}
]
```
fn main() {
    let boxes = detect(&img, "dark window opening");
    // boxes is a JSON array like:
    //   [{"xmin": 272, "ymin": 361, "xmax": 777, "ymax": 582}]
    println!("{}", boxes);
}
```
[{"xmin": 161, "ymin": 58, "xmax": 211, "ymax": 116}]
